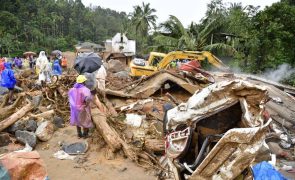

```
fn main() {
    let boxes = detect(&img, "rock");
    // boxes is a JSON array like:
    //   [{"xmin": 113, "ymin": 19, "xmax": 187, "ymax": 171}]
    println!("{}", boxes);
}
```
[
  {"xmin": 25, "ymin": 120, "xmax": 37, "ymax": 132},
  {"xmin": 0, "ymin": 133, "xmax": 12, "ymax": 147},
  {"xmin": 35, "ymin": 121, "xmax": 54, "ymax": 141},
  {"xmin": 15, "ymin": 130, "xmax": 37, "ymax": 148},
  {"xmin": 8, "ymin": 121, "xmax": 26, "ymax": 133},
  {"xmin": 53, "ymin": 116, "xmax": 65, "ymax": 128},
  {"xmin": 113, "ymin": 71, "xmax": 129, "ymax": 79},
  {"xmin": 108, "ymin": 59, "xmax": 125, "ymax": 73}
]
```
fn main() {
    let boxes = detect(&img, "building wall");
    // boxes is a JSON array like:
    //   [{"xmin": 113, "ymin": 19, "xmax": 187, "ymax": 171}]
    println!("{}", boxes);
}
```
[{"xmin": 106, "ymin": 33, "xmax": 136, "ymax": 54}]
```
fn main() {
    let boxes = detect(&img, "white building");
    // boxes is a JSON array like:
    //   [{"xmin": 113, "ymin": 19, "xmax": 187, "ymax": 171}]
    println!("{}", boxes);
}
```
[{"xmin": 105, "ymin": 33, "xmax": 136, "ymax": 55}]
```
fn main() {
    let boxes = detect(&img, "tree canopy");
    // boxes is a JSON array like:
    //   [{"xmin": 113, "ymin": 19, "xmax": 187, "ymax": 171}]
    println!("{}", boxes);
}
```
[
  {"xmin": 1, "ymin": 0, "xmax": 295, "ymax": 86},
  {"xmin": 0, "ymin": 0, "xmax": 128, "ymax": 56}
]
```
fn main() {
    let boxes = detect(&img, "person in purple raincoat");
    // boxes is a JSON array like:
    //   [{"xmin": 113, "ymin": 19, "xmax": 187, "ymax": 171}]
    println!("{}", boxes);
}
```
[
  {"xmin": 68, "ymin": 75, "xmax": 93, "ymax": 138},
  {"xmin": 14, "ymin": 57, "xmax": 22, "ymax": 69}
]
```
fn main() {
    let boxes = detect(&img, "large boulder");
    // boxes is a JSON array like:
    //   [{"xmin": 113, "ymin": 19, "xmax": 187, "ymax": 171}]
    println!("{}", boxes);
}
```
[
  {"xmin": 8, "ymin": 120, "xmax": 37, "ymax": 133},
  {"xmin": 35, "ymin": 121, "xmax": 54, "ymax": 141},
  {"xmin": 15, "ymin": 130, "xmax": 37, "ymax": 148},
  {"xmin": 108, "ymin": 59, "xmax": 125, "ymax": 73}
]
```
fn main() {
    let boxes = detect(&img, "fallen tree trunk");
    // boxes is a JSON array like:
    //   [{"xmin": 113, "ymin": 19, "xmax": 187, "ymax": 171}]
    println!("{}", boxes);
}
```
[
  {"xmin": 144, "ymin": 139, "xmax": 165, "ymax": 153},
  {"xmin": 104, "ymin": 98, "xmax": 118, "ymax": 117},
  {"xmin": 93, "ymin": 95, "xmax": 107, "ymax": 114},
  {"xmin": 267, "ymin": 102, "xmax": 295, "ymax": 125},
  {"xmin": 0, "ymin": 96, "xmax": 24, "ymax": 120},
  {"xmin": 91, "ymin": 106, "xmax": 138, "ymax": 161},
  {"xmin": 30, "ymin": 110, "xmax": 55, "ymax": 119},
  {"xmin": 120, "ymin": 139, "xmax": 138, "ymax": 161},
  {"xmin": 91, "ymin": 108, "xmax": 122, "ymax": 152},
  {"xmin": 18, "ymin": 90, "xmax": 42, "ymax": 97},
  {"xmin": 0, "ymin": 102, "xmax": 34, "ymax": 132}
]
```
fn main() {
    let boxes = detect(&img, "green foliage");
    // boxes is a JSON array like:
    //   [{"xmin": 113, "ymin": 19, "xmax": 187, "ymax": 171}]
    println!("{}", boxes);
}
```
[
  {"xmin": 0, "ymin": 0, "xmax": 128, "ymax": 56},
  {"xmin": 248, "ymin": 2, "xmax": 295, "ymax": 72},
  {"xmin": 129, "ymin": 2, "xmax": 157, "ymax": 54},
  {"xmin": 151, "ymin": 15, "xmax": 235, "ymax": 55}
]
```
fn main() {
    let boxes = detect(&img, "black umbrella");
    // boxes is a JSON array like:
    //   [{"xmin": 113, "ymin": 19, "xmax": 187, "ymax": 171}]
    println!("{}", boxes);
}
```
[
  {"xmin": 74, "ymin": 52, "xmax": 102, "ymax": 74},
  {"xmin": 51, "ymin": 50, "xmax": 62, "ymax": 56}
]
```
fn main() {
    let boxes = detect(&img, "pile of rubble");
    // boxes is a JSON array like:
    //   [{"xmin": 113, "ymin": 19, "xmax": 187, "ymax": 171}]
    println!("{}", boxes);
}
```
[{"xmin": 1, "ymin": 59, "xmax": 295, "ymax": 179}]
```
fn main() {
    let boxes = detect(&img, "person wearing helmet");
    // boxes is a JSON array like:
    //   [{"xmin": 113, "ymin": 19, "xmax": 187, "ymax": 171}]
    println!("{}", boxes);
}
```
[{"xmin": 68, "ymin": 75, "xmax": 93, "ymax": 138}]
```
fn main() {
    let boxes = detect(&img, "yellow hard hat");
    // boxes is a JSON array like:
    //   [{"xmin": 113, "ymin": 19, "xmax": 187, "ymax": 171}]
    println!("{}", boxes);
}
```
[{"xmin": 76, "ymin": 75, "xmax": 87, "ymax": 83}]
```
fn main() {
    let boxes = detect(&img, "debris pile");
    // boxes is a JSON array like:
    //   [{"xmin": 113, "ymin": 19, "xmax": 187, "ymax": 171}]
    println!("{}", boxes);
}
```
[{"xmin": 1, "ymin": 61, "xmax": 295, "ymax": 179}]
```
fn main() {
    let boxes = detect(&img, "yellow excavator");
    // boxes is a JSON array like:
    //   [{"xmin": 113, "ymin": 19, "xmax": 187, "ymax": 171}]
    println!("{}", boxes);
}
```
[{"xmin": 130, "ymin": 51, "xmax": 229, "ymax": 76}]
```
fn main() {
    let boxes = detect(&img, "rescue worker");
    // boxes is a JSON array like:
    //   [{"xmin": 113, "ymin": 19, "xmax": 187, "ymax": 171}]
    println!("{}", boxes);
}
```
[
  {"xmin": 36, "ymin": 51, "xmax": 51, "ymax": 83},
  {"xmin": 1, "ymin": 62, "xmax": 16, "ymax": 104},
  {"xmin": 96, "ymin": 65, "xmax": 107, "ymax": 100},
  {"xmin": 14, "ymin": 57, "xmax": 22, "ymax": 69},
  {"xmin": 23, "ymin": 57, "xmax": 30, "ymax": 69},
  {"xmin": 29, "ymin": 55, "xmax": 34, "ymax": 69},
  {"xmin": 0, "ymin": 60, "xmax": 5, "ymax": 83},
  {"xmin": 52, "ymin": 59, "xmax": 62, "ymax": 76},
  {"xmin": 68, "ymin": 75, "xmax": 92, "ymax": 138},
  {"xmin": 61, "ymin": 56, "xmax": 67, "ymax": 70}
]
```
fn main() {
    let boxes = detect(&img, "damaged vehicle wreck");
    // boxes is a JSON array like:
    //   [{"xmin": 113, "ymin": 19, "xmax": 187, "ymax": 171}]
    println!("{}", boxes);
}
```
[{"xmin": 161, "ymin": 80, "xmax": 271, "ymax": 180}]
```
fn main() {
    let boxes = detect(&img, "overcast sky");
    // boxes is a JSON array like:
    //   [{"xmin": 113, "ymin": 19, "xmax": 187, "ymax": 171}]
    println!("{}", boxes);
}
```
[{"xmin": 81, "ymin": 0, "xmax": 279, "ymax": 26}]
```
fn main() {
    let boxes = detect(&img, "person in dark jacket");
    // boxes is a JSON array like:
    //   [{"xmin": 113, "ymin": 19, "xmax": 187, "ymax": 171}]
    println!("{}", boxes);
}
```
[{"xmin": 1, "ymin": 62, "xmax": 16, "ymax": 104}]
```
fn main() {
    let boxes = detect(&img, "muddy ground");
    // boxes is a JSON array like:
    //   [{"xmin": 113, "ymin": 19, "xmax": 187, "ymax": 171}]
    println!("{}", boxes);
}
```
[{"xmin": 36, "ymin": 125, "xmax": 155, "ymax": 180}]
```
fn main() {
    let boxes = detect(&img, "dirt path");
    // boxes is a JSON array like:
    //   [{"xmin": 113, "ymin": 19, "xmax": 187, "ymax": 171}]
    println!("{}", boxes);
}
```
[{"xmin": 36, "ymin": 126, "xmax": 155, "ymax": 180}]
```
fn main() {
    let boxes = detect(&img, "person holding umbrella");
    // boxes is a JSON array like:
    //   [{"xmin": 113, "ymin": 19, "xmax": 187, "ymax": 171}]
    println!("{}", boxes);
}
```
[{"xmin": 68, "ymin": 75, "xmax": 93, "ymax": 138}]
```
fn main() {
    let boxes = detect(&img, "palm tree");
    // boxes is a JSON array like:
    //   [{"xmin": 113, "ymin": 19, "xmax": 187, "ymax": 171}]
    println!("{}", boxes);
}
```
[
  {"xmin": 152, "ymin": 15, "xmax": 235, "ymax": 54},
  {"xmin": 129, "ymin": 2, "xmax": 157, "ymax": 37}
]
